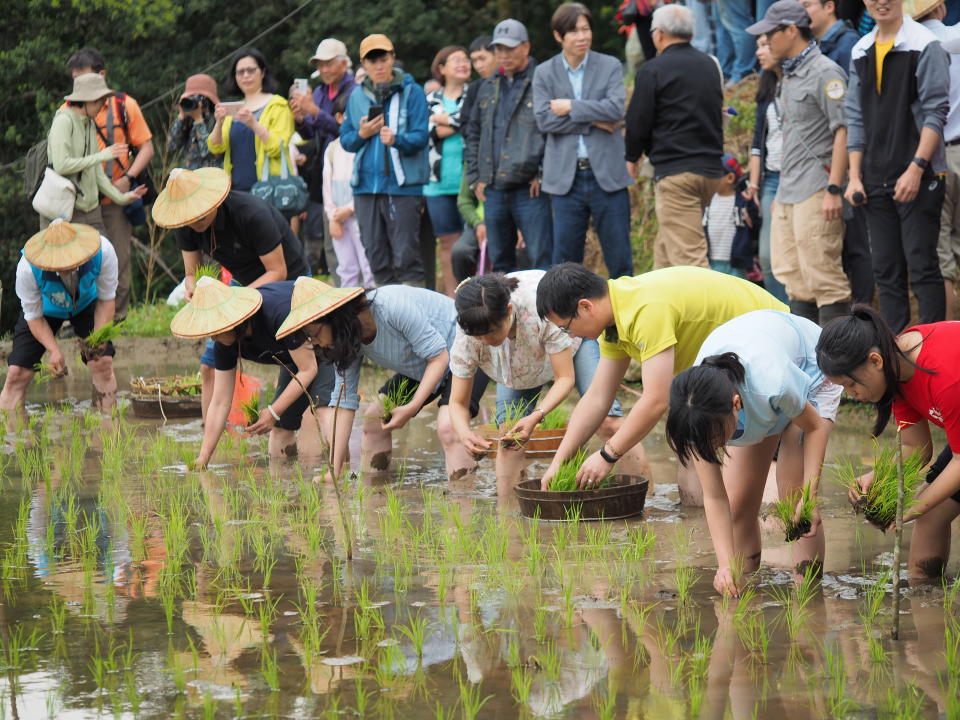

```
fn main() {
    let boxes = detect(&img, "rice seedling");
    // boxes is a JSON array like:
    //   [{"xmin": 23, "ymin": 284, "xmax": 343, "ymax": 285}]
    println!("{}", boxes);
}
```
[
  {"xmin": 675, "ymin": 565, "xmax": 700, "ymax": 605},
  {"xmin": 260, "ymin": 646, "xmax": 281, "ymax": 692},
  {"xmin": 823, "ymin": 642, "xmax": 858, "ymax": 718},
  {"xmin": 867, "ymin": 634, "xmax": 891, "ymax": 665},
  {"xmin": 240, "ymin": 393, "xmax": 261, "ymax": 427},
  {"xmin": 458, "ymin": 679, "xmax": 492, "ymax": 720},
  {"xmin": 547, "ymin": 449, "xmax": 609, "ymax": 491},
  {"xmin": 944, "ymin": 621, "xmax": 960, "ymax": 680},
  {"xmin": 769, "ymin": 484, "xmax": 816, "ymax": 542},
  {"xmin": 884, "ymin": 682, "xmax": 924, "ymax": 720},
  {"xmin": 497, "ymin": 396, "xmax": 536, "ymax": 449},
  {"xmin": 193, "ymin": 263, "xmax": 221, "ymax": 282},
  {"xmin": 834, "ymin": 446, "xmax": 925, "ymax": 530},
  {"xmin": 124, "ymin": 672, "xmax": 143, "ymax": 716},
  {"xmin": 540, "ymin": 405, "xmax": 569, "ymax": 430},
  {"xmin": 380, "ymin": 377, "xmax": 415, "ymax": 424},
  {"xmin": 859, "ymin": 568, "xmax": 891, "ymax": 628},
  {"xmin": 510, "ymin": 663, "xmax": 534, "ymax": 705},
  {"xmin": 32, "ymin": 360, "xmax": 67, "ymax": 384},
  {"xmin": 80, "ymin": 321, "xmax": 123, "ymax": 359},
  {"xmin": 396, "ymin": 613, "xmax": 431, "ymax": 661}
]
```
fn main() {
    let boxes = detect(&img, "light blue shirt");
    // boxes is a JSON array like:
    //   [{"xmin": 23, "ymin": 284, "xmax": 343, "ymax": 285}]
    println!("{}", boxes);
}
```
[
  {"xmin": 331, "ymin": 286, "xmax": 458, "ymax": 410},
  {"xmin": 693, "ymin": 310, "xmax": 825, "ymax": 446},
  {"xmin": 561, "ymin": 53, "xmax": 589, "ymax": 160}
]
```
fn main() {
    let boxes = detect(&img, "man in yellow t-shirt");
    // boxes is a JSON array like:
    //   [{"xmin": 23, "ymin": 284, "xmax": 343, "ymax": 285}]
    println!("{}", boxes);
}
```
[{"xmin": 535, "ymin": 263, "xmax": 787, "ymax": 497}]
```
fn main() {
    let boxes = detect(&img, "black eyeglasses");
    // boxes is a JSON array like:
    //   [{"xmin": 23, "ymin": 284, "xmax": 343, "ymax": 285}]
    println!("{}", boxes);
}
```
[{"xmin": 559, "ymin": 314, "xmax": 577, "ymax": 336}]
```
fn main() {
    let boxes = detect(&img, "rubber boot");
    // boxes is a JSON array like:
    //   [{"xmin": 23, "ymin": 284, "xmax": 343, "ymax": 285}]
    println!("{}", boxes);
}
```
[
  {"xmin": 789, "ymin": 299, "xmax": 818, "ymax": 324},
  {"xmin": 818, "ymin": 300, "xmax": 850, "ymax": 328}
]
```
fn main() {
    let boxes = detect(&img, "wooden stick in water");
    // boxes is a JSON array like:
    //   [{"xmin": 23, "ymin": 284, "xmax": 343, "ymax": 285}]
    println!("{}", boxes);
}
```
[{"xmin": 892, "ymin": 427, "xmax": 905, "ymax": 640}]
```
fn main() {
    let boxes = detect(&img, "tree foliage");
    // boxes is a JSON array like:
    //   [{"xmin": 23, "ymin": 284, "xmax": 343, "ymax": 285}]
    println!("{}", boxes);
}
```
[{"xmin": 0, "ymin": 0, "xmax": 627, "ymax": 331}]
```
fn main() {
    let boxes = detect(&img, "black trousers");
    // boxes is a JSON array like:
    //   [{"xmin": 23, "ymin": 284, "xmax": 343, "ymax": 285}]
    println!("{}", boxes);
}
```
[
  {"xmin": 863, "ymin": 178, "xmax": 946, "ymax": 332},
  {"xmin": 842, "ymin": 204, "xmax": 875, "ymax": 305}
]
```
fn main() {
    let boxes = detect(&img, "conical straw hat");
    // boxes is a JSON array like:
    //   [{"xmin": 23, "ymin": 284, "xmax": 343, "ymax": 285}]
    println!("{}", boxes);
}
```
[
  {"xmin": 275, "ymin": 276, "xmax": 364, "ymax": 339},
  {"xmin": 152, "ymin": 167, "xmax": 231, "ymax": 229},
  {"xmin": 904, "ymin": 0, "xmax": 945, "ymax": 17},
  {"xmin": 170, "ymin": 276, "xmax": 263, "ymax": 339},
  {"xmin": 23, "ymin": 219, "xmax": 101, "ymax": 271}
]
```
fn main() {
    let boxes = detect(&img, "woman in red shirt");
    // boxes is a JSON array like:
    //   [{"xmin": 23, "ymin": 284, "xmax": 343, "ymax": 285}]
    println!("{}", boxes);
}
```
[{"xmin": 816, "ymin": 306, "xmax": 960, "ymax": 579}]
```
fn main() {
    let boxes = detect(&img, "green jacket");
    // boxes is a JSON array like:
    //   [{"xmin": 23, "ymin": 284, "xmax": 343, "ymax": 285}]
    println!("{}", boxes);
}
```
[
  {"xmin": 47, "ymin": 108, "xmax": 129, "ymax": 212},
  {"xmin": 207, "ymin": 94, "xmax": 294, "ymax": 179}
]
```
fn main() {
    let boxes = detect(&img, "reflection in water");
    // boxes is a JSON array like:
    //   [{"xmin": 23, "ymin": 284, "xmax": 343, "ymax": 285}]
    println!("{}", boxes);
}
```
[{"xmin": 0, "ymin": 373, "xmax": 957, "ymax": 718}]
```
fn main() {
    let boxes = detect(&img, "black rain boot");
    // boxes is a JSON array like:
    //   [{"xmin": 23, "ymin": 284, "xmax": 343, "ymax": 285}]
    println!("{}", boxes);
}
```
[
  {"xmin": 789, "ymin": 299, "xmax": 818, "ymax": 324},
  {"xmin": 818, "ymin": 301, "xmax": 850, "ymax": 328}
]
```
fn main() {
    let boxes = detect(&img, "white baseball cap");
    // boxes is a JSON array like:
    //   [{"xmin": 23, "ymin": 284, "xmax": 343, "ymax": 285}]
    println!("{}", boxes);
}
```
[{"xmin": 311, "ymin": 38, "xmax": 348, "ymax": 65}]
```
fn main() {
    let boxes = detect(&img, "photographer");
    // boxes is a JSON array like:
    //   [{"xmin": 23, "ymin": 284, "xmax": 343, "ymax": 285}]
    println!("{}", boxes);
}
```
[{"xmin": 167, "ymin": 75, "xmax": 222, "ymax": 170}]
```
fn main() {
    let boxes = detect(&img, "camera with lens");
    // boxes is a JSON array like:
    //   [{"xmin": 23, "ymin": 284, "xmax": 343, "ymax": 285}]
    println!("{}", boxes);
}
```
[{"xmin": 179, "ymin": 95, "xmax": 202, "ymax": 112}]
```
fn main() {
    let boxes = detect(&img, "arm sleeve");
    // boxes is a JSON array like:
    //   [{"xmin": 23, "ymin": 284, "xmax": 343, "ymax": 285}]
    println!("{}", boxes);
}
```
[
  {"xmin": 463, "ymin": 82, "xmax": 484, "ymax": 183},
  {"xmin": 167, "ymin": 115, "xmax": 188, "ymax": 154},
  {"xmin": 817, "ymin": 73, "xmax": 848, "ymax": 133},
  {"xmin": 598, "ymin": 335, "xmax": 629, "ymax": 360},
  {"xmin": 449, "ymin": 331, "xmax": 481, "ymax": 379},
  {"xmin": 47, "ymin": 115, "xmax": 113, "ymax": 175},
  {"xmin": 393, "ymin": 86, "xmax": 430, "ymax": 154},
  {"xmin": 937, "ymin": 383, "xmax": 960, "ymax": 451},
  {"xmin": 122, "ymin": 97, "xmax": 153, "ymax": 146},
  {"xmin": 916, "ymin": 41, "xmax": 950, "ymax": 135},
  {"xmin": 751, "ymin": 101, "xmax": 766, "ymax": 156},
  {"xmin": 624, "ymin": 66, "xmax": 656, "ymax": 163},
  {"xmin": 261, "ymin": 99, "xmax": 295, "ymax": 159},
  {"xmin": 542, "ymin": 320, "xmax": 578, "ymax": 355},
  {"xmin": 322, "ymin": 145, "xmax": 336, "ymax": 217},
  {"xmin": 845, "ymin": 57, "xmax": 866, "ymax": 153},
  {"xmin": 175, "ymin": 227, "xmax": 199, "ymax": 252},
  {"xmin": 330, "ymin": 359, "xmax": 362, "ymax": 410},
  {"xmin": 532, "ymin": 64, "xmax": 590, "ymax": 135},
  {"xmin": 212, "ymin": 341, "xmax": 239, "ymax": 371},
  {"xmin": 96, "ymin": 238, "xmax": 118, "ymax": 300},
  {"xmin": 339, "ymin": 92, "xmax": 365, "ymax": 153},
  {"xmin": 457, "ymin": 174, "xmax": 482, "ymax": 228},
  {"xmin": 96, "ymin": 164, "xmax": 129, "ymax": 204},
  {"xmin": 630, "ymin": 306, "xmax": 678, "ymax": 364},
  {"xmin": 15, "ymin": 258, "xmax": 44, "ymax": 322},
  {"xmin": 772, "ymin": 366, "xmax": 810, "ymax": 420},
  {"xmin": 892, "ymin": 395, "xmax": 924, "ymax": 431},
  {"xmin": 568, "ymin": 60, "xmax": 627, "ymax": 124}
]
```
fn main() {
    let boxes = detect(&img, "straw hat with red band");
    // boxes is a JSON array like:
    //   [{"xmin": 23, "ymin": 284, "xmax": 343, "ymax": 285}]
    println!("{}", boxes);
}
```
[
  {"xmin": 152, "ymin": 167, "xmax": 231, "ymax": 229},
  {"xmin": 275, "ymin": 276, "xmax": 364, "ymax": 339},
  {"xmin": 170, "ymin": 276, "xmax": 263, "ymax": 339},
  {"xmin": 24, "ymin": 219, "xmax": 101, "ymax": 272}
]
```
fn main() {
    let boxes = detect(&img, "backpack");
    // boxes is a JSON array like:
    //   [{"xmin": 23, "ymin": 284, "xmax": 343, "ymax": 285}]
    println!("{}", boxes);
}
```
[{"xmin": 23, "ymin": 139, "xmax": 49, "ymax": 200}]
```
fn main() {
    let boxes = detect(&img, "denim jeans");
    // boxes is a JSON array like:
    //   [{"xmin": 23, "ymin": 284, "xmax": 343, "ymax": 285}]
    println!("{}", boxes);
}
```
[
  {"xmin": 484, "ymin": 186, "xmax": 553, "ymax": 272},
  {"xmin": 760, "ymin": 171, "xmax": 788, "ymax": 303},
  {"xmin": 716, "ymin": 0, "xmax": 757, "ymax": 82},
  {"xmin": 689, "ymin": 0, "xmax": 734, "ymax": 79},
  {"xmin": 494, "ymin": 339, "xmax": 623, "ymax": 425},
  {"xmin": 550, "ymin": 168, "xmax": 633, "ymax": 279}
]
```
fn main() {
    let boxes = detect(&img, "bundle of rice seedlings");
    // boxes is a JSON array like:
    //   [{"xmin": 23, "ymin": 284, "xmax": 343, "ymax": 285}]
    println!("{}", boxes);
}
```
[
  {"xmin": 539, "ymin": 406, "xmax": 569, "ymax": 431},
  {"xmin": 193, "ymin": 263, "xmax": 222, "ymax": 282},
  {"xmin": 240, "ymin": 394, "xmax": 261, "ymax": 426},
  {"xmin": 769, "ymin": 484, "xmax": 816, "ymax": 542},
  {"xmin": 79, "ymin": 321, "xmax": 123, "ymax": 361},
  {"xmin": 547, "ymin": 449, "xmax": 611, "ymax": 492},
  {"xmin": 381, "ymin": 378, "xmax": 415, "ymax": 424},
  {"xmin": 499, "ymin": 397, "xmax": 536, "ymax": 450},
  {"xmin": 835, "ymin": 445, "xmax": 925, "ymax": 530},
  {"xmin": 33, "ymin": 361, "xmax": 67, "ymax": 384}
]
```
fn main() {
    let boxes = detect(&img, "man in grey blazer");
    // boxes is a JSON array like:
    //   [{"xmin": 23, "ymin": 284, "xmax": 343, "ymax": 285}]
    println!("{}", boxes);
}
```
[{"xmin": 533, "ymin": 3, "xmax": 634, "ymax": 279}]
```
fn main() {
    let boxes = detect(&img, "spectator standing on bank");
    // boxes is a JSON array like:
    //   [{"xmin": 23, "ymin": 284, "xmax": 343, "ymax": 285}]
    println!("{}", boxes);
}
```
[
  {"xmin": 744, "ymin": 36, "xmax": 789, "ymax": 303},
  {"xmin": 209, "ymin": 48, "xmax": 295, "ymax": 193},
  {"xmin": 534, "ymin": 3, "xmax": 634, "ymax": 279},
  {"xmin": 340, "ymin": 34, "xmax": 430, "ymax": 286},
  {"xmin": 167, "ymin": 74, "xmax": 221, "ymax": 170},
  {"xmin": 625, "ymin": 5, "xmax": 724, "ymax": 270},
  {"xmin": 425, "ymin": 45, "xmax": 471, "ymax": 296},
  {"xmin": 289, "ymin": 38, "xmax": 357, "ymax": 281},
  {"xmin": 748, "ymin": 0, "xmax": 851, "ymax": 327},
  {"xmin": 464, "ymin": 19, "xmax": 553, "ymax": 272},
  {"xmin": 323, "ymin": 92, "xmax": 375, "ymax": 289},
  {"xmin": 845, "ymin": 0, "xmax": 949, "ymax": 331},
  {"xmin": 716, "ymin": 0, "xmax": 758, "ymax": 83},
  {"xmin": 914, "ymin": 0, "xmax": 960, "ymax": 320},
  {"xmin": 66, "ymin": 48, "xmax": 154, "ymax": 322},
  {"xmin": 803, "ymin": 0, "xmax": 860, "ymax": 70},
  {"xmin": 460, "ymin": 36, "xmax": 497, "ymax": 141},
  {"xmin": 803, "ymin": 0, "xmax": 875, "ymax": 306}
]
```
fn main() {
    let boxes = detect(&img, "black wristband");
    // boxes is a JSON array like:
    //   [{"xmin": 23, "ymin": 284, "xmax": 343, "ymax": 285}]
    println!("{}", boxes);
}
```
[{"xmin": 599, "ymin": 445, "xmax": 618, "ymax": 464}]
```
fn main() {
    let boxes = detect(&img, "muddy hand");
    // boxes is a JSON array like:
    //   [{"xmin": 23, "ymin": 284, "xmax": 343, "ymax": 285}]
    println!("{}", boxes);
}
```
[
  {"xmin": 714, "ymin": 567, "xmax": 740, "ymax": 597},
  {"xmin": 246, "ymin": 411, "xmax": 277, "ymax": 435},
  {"xmin": 381, "ymin": 402, "xmax": 417, "ymax": 431}
]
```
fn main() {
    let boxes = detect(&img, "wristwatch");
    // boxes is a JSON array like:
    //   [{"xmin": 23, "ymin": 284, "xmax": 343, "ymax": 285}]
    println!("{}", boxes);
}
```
[
  {"xmin": 912, "ymin": 156, "xmax": 930, "ymax": 170},
  {"xmin": 826, "ymin": 184, "xmax": 842, "ymax": 196}
]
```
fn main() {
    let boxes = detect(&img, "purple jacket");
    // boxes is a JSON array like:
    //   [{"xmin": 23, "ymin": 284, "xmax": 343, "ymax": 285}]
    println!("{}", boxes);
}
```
[{"xmin": 296, "ymin": 73, "xmax": 357, "ymax": 152}]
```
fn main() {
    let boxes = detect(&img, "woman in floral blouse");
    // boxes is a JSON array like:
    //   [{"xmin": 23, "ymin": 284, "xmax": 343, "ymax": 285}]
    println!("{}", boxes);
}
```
[
  {"xmin": 167, "ymin": 74, "xmax": 222, "ymax": 170},
  {"xmin": 447, "ymin": 270, "xmax": 647, "ymax": 483}
]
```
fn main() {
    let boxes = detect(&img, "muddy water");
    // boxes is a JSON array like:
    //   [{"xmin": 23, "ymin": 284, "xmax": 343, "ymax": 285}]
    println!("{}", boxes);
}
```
[{"xmin": 1, "ymin": 355, "xmax": 959, "ymax": 719}]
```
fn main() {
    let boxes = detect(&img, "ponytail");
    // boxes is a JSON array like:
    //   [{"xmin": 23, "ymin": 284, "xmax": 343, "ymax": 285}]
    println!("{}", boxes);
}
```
[
  {"xmin": 816, "ymin": 304, "xmax": 931, "ymax": 437},
  {"xmin": 455, "ymin": 274, "xmax": 520, "ymax": 337},
  {"xmin": 666, "ymin": 352, "xmax": 746, "ymax": 465}
]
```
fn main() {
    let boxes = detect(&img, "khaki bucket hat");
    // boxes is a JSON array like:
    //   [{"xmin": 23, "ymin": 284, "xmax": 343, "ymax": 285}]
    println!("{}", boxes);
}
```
[
  {"xmin": 24, "ymin": 219, "xmax": 101, "ymax": 271},
  {"xmin": 152, "ymin": 167, "xmax": 231, "ymax": 229},
  {"xmin": 64, "ymin": 73, "xmax": 115, "ymax": 103},
  {"xmin": 170, "ymin": 276, "xmax": 263, "ymax": 339},
  {"xmin": 275, "ymin": 276, "xmax": 364, "ymax": 339}
]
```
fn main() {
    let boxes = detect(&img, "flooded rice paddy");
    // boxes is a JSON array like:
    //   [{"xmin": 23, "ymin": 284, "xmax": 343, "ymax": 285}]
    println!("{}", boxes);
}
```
[{"xmin": 1, "ymin": 350, "xmax": 959, "ymax": 719}]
